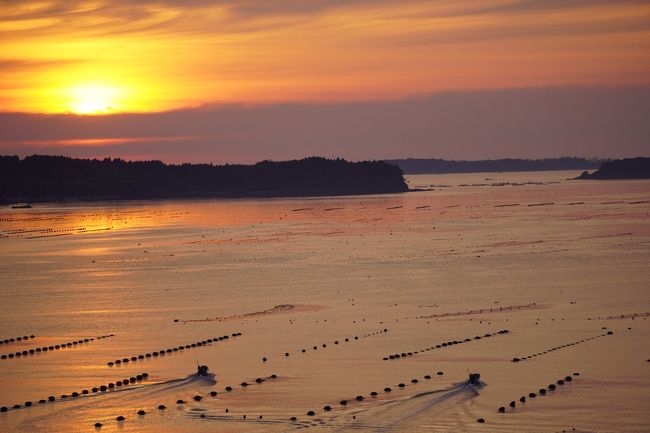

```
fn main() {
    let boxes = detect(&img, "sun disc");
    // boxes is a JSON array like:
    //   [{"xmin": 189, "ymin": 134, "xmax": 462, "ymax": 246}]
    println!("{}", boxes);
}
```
[{"xmin": 67, "ymin": 83, "xmax": 122, "ymax": 114}]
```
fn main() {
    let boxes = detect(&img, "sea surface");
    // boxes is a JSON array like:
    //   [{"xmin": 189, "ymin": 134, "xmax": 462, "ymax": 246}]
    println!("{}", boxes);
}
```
[{"xmin": 0, "ymin": 171, "xmax": 649, "ymax": 433}]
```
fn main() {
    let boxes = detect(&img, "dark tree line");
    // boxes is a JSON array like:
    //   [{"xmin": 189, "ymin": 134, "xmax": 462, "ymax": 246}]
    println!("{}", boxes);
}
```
[
  {"xmin": 0, "ymin": 155, "xmax": 408, "ymax": 203},
  {"xmin": 577, "ymin": 157, "xmax": 650, "ymax": 180}
]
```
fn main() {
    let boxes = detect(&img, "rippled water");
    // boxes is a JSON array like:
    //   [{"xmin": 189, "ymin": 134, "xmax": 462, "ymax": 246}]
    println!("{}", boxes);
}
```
[{"xmin": 1, "ymin": 171, "xmax": 649, "ymax": 433}]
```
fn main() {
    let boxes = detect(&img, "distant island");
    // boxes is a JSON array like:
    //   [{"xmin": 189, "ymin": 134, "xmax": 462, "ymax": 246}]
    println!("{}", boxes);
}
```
[
  {"xmin": 0, "ymin": 155, "xmax": 408, "ymax": 203},
  {"xmin": 384, "ymin": 157, "xmax": 603, "ymax": 174},
  {"xmin": 576, "ymin": 157, "xmax": 650, "ymax": 180}
]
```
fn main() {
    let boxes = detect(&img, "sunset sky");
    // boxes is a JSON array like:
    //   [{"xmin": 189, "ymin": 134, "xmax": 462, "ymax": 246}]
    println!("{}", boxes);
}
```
[{"xmin": 1, "ymin": 0, "xmax": 649, "ymax": 162}]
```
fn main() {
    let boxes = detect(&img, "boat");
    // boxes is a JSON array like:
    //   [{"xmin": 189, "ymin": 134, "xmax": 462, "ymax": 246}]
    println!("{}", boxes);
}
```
[{"xmin": 468, "ymin": 372, "xmax": 481, "ymax": 385}]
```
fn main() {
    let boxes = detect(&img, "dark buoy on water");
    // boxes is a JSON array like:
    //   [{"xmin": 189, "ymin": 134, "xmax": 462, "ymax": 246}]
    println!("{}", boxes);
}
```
[
  {"xmin": 477, "ymin": 418, "xmax": 485, "ymax": 423},
  {"xmin": 158, "ymin": 405, "xmax": 166, "ymax": 410},
  {"xmin": 116, "ymin": 416, "xmax": 125, "ymax": 421}
]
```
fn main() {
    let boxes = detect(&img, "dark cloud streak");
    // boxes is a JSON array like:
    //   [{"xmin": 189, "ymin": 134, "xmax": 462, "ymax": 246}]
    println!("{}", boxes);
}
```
[{"xmin": 1, "ymin": 86, "xmax": 648, "ymax": 162}]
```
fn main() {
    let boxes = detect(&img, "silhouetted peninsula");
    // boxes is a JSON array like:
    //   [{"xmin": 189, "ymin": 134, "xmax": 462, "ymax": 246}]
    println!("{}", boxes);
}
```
[
  {"xmin": 0, "ymin": 155, "xmax": 407, "ymax": 203},
  {"xmin": 576, "ymin": 157, "xmax": 650, "ymax": 180},
  {"xmin": 385, "ymin": 157, "xmax": 603, "ymax": 174}
]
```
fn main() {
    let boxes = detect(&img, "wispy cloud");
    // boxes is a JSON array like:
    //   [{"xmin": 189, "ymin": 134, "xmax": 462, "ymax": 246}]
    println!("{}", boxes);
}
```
[{"xmin": 1, "ymin": 1, "xmax": 649, "ymax": 113}]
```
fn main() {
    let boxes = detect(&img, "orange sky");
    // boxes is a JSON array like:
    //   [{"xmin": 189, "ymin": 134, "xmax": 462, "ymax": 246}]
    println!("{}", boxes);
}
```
[{"xmin": 2, "ymin": 0, "xmax": 650, "ymax": 114}]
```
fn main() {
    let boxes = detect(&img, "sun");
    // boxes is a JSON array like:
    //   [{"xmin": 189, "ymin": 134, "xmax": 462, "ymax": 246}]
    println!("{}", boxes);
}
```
[{"xmin": 67, "ymin": 83, "xmax": 123, "ymax": 114}]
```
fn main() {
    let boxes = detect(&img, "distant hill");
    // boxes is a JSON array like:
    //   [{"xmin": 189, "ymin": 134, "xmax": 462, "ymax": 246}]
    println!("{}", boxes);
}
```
[
  {"xmin": 384, "ymin": 157, "xmax": 603, "ymax": 174},
  {"xmin": 0, "ymin": 155, "xmax": 408, "ymax": 203},
  {"xmin": 576, "ymin": 157, "xmax": 650, "ymax": 180}
]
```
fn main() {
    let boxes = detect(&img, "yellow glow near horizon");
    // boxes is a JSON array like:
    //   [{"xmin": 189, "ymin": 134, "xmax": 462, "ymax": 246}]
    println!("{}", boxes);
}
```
[
  {"xmin": 67, "ymin": 83, "xmax": 123, "ymax": 115},
  {"xmin": 0, "ymin": 1, "xmax": 649, "ymax": 114}
]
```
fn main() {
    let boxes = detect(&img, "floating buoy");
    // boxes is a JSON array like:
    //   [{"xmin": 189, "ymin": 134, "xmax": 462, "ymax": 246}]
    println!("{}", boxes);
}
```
[
  {"xmin": 158, "ymin": 405, "xmax": 166, "ymax": 410},
  {"xmin": 176, "ymin": 400, "xmax": 185, "ymax": 404},
  {"xmin": 116, "ymin": 416, "xmax": 125, "ymax": 421},
  {"xmin": 307, "ymin": 410, "xmax": 315, "ymax": 416},
  {"xmin": 384, "ymin": 387, "xmax": 392, "ymax": 392},
  {"xmin": 498, "ymin": 407, "xmax": 505, "ymax": 413},
  {"xmin": 340, "ymin": 400, "xmax": 347, "ymax": 405},
  {"xmin": 477, "ymin": 418, "xmax": 485, "ymax": 423},
  {"xmin": 193, "ymin": 396, "xmax": 202, "ymax": 401},
  {"xmin": 324, "ymin": 405, "xmax": 332, "ymax": 411},
  {"xmin": 94, "ymin": 422, "xmax": 102, "ymax": 428}
]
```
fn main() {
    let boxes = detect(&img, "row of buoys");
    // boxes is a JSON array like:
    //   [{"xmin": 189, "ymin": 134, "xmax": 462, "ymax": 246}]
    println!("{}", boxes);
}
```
[
  {"xmin": 383, "ymin": 329, "xmax": 509, "ymax": 361},
  {"xmin": 512, "ymin": 332, "xmax": 613, "ymax": 363},
  {"xmin": 263, "ymin": 329, "xmax": 388, "ymax": 363},
  {"xmin": 498, "ymin": 373, "xmax": 580, "ymax": 413},
  {"xmin": 107, "ymin": 333, "xmax": 241, "ymax": 366},
  {"xmin": 297, "ymin": 372, "xmax": 443, "ymax": 420},
  {"xmin": 1, "ymin": 335, "xmax": 114, "ymax": 360},
  {"xmin": 587, "ymin": 312, "xmax": 649, "ymax": 321},
  {"xmin": 179, "ymin": 304, "xmax": 295, "ymax": 323},
  {"xmin": 0, "ymin": 335, "xmax": 35, "ymax": 345},
  {"xmin": 1, "ymin": 373, "xmax": 148, "ymax": 413},
  {"xmin": 93, "ymin": 373, "xmax": 278, "ymax": 427},
  {"xmin": 414, "ymin": 303, "xmax": 536, "ymax": 320}
]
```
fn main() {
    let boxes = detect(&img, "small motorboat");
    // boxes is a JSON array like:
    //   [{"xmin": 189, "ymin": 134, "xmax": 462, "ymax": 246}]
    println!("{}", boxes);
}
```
[
  {"xmin": 197, "ymin": 365, "xmax": 210, "ymax": 376},
  {"xmin": 468, "ymin": 372, "xmax": 481, "ymax": 385}
]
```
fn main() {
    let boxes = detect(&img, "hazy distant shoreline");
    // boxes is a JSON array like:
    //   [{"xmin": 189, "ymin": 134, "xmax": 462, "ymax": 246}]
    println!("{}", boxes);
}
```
[{"xmin": 385, "ymin": 157, "xmax": 603, "ymax": 174}]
